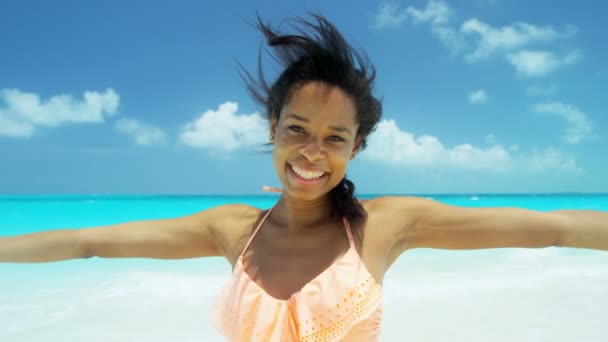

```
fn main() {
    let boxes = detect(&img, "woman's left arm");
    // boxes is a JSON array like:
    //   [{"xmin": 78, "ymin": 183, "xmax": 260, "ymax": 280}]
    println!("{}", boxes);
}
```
[
  {"xmin": 551, "ymin": 209, "xmax": 608, "ymax": 250},
  {"xmin": 379, "ymin": 196, "xmax": 608, "ymax": 252}
]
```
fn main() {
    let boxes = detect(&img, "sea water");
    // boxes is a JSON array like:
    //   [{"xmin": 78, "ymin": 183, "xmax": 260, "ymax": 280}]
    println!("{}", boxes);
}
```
[{"xmin": 1, "ymin": 194, "xmax": 607, "ymax": 342}]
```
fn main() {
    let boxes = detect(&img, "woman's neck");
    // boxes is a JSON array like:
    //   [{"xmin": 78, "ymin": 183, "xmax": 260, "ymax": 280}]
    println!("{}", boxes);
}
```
[{"xmin": 271, "ymin": 193, "xmax": 335, "ymax": 231}]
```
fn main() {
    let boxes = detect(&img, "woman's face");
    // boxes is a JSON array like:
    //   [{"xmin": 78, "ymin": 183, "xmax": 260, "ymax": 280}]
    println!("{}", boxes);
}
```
[{"xmin": 271, "ymin": 82, "xmax": 361, "ymax": 201}]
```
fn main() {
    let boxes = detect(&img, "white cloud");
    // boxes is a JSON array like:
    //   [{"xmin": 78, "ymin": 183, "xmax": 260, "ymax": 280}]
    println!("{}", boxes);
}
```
[
  {"xmin": 532, "ymin": 102, "xmax": 595, "ymax": 144},
  {"xmin": 378, "ymin": 1, "xmax": 581, "ymax": 77},
  {"xmin": 430, "ymin": 25, "xmax": 469, "ymax": 54},
  {"xmin": 373, "ymin": 1, "xmax": 467, "ymax": 53},
  {"xmin": 468, "ymin": 89, "xmax": 488, "ymax": 104},
  {"xmin": 0, "ymin": 88, "xmax": 119, "ymax": 138},
  {"xmin": 0, "ymin": 114, "xmax": 35, "ymax": 138},
  {"xmin": 362, "ymin": 119, "xmax": 581, "ymax": 173},
  {"xmin": 526, "ymin": 84, "xmax": 558, "ymax": 96},
  {"xmin": 179, "ymin": 101, "xmax": 268, "ymax": 152},
  {"xmin": 507, "ymin": 49, "xmax": 582, "ymax": 77},
  {"xmin": 401, "ymin": 0, "xmax": 468, "ymax": 54},
  {"xmin": 374, "ymin": 0, "xmax": 453, "ymax": 29},
  {"xmin": 521, "ymin": 147, "xmax": 581, "ymax": 173},
  {"xmin": 461, "ymin": 19, "xmax": 578, "ymax": 62},
  {"xmin": 114, "ymin": 118, "xmax": 167, "ymax": 146},
  {"xmin": 405, "ymin": 0, "xmax": 453, "ymax": 25},
  {"xmin": 373, "ymin": 1, "xmax": 409, "ymax": 28}
]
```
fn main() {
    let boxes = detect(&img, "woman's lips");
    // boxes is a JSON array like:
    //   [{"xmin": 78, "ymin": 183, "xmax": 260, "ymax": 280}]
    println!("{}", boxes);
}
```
[{"xmin": 286, "ymin": 163, "xmax": 328, "ymax": 185}]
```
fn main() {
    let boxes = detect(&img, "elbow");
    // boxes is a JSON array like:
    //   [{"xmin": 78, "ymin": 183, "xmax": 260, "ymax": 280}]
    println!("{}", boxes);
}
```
[
  {"xmin": 75, "ymin": 229, "xmax": 97, "ymax": 259},
  {"xmin": 80, "ymin": 247, "xmax": 95, "ymax": 259},
  {"xmin": 546, "ymin": 211, "xmax": 571, "ymax": 248},
  {"xmin": 546, "ymin": 232, "xmax": 563, "ymax": 248},
  {"xmin": 552, "ymin": 227, "xmax": 566, "ymax": 247}
]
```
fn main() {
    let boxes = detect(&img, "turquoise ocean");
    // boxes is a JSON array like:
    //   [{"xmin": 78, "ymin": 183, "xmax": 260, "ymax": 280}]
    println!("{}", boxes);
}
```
[{"xmin": 1, "ymin": 194, "xmax": 607, "ymax": 341}]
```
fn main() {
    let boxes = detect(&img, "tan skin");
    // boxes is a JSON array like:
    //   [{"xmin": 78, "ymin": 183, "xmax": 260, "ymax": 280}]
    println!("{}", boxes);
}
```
[{"xmin": 2, "ymin": 82, "xmax": 607, "ymax": 301}]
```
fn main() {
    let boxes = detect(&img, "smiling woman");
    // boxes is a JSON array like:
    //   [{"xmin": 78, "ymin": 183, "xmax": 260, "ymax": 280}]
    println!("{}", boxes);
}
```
[
  {"xmin": 208, "ymin": 15, "xmax": 386, "ymax": 340},
  {"xmin": 241, "ymin": 14, "xmax": 383, "ymax": 230},
  {"xmin": 1, "ymin": 12, "xmax": 608, "ymax": 342}
]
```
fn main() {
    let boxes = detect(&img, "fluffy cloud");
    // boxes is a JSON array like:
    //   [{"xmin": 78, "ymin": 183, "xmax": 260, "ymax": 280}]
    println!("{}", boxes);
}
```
[
  {"xmin": 362, "ymin": 119, "xmax": 581, "ymax": 173},
  {"xmin": 407, "ymin": 0, "xmax": 468, "ymax": 54},
  {"xmin": 374, "ymin": 0, "xmax": 453, "ymax": 29},
  {"xmin": 179, "ymin": 101, "xmax": 268, "ymax": 152},
  {"xmin": 468, "ymin": 89, "xmax": 488, "ymax": 104},
  {"xmin": 373, "ymin": 1, "xmax": 409, "ymax": 28},
  {"xmin": 507, "ymin": 49, "xmax": 583, "ymax": 77},
  {"xmin": 115, "ymin": 118, "xmax": 167, "ymax": 146},
  {"xmin": 377, "ymin": 0, "xmax": 467, "ymax": 54},
  {"xmin": 461, "ymin": 19, "xmax": 577, "ymax": 62},
  {"xmin": 0, "ymin": 114, "xmax": 35, "ymax": 137},
  {"xmin": 377, "ymin": 1, "xmax": 581, "ymax": 76},
  {"xmin": 405, "ymin": 0, "xmax": 452, "ymax": 25},
  {"xmin": 430, "ymin": 25, "xmax": 469, "ymax": 54},
  {"xmin": 0, "ymin": 88, "xmax": 119, "ymax": 138},
  {"xmin": 532, "ymin": 102, "xmax": 595, "ymax": 144}
]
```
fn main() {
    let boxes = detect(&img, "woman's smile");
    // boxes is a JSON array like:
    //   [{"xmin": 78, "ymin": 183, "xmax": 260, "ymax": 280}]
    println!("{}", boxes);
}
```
[{"xmin": 286, "ymin": 162, "xmax": 330, "ymax": 186}]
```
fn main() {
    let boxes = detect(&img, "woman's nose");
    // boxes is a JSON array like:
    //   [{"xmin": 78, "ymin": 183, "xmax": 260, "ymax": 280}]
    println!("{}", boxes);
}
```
[{"xmin": 299, "ymin": 138, "xmax": 325, "ymax": 161}]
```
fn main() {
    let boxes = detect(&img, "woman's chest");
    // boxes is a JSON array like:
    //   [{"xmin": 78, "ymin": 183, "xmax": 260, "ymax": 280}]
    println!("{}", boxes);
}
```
[{"xmin": 242, "ymin": 231, "xmax": 352, "ymax": 300}]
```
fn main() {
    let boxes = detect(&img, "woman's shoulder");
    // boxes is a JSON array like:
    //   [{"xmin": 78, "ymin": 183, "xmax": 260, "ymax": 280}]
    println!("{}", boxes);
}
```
[
  {"xmin": 361, "ymin": 195, "xmax": 424, "ymax": 214},
  {"xmin": 205, "ymin": 203, "xmax": 267, "ymax": 262},
  {"xmin": 210, "ymin": 203, "xmax": 265, "ymax": 219},
  {"xmin": 207, "ymin": 203, "xmax": 266, "ymax": 235},
  {"xmin": 360, "ymin": 195, "xmax": 426, "ymax": 240}
]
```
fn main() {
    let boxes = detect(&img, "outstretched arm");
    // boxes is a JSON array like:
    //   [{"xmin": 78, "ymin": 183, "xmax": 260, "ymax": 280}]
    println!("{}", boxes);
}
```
[
  {"xmin": 551, "ymin": 209, "xmax": 608, "ymax": 250},
  {"xmin": 0, "ymin": 204, "xmax": 246, "ymax": 263},
  {"xmin": 379, "ymin": 196, "xmax": 608, "ymax": 252}
]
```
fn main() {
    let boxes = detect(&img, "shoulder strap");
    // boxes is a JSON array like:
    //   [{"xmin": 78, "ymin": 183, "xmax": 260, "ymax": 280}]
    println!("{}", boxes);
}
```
[
  {"xmin": 342, "ymin": 217, "xmax": 355, "ymax": 248},
  {"xmin": 240, "ymin": 207, "xmax": 273, "ymax": 257}
]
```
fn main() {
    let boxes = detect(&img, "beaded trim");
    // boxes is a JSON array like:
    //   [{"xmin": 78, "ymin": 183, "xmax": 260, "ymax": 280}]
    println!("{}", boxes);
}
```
[{"xmin": 299, "ymin": 282, "xmax": 382, "ymax": 342}]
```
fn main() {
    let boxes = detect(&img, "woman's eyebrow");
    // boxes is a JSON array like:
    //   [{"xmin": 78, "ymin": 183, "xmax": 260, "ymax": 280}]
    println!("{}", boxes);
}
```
[
  {"xmin": 286, "ymin": 113, "xmax": 352, "ymax": 136},
  {"xmin": 328, "ymin": 125, "xmax": 352, "ymax": 136},
  {"xmin": 285, "ymin": 113, "xmax": 309, "ymax": 122}
]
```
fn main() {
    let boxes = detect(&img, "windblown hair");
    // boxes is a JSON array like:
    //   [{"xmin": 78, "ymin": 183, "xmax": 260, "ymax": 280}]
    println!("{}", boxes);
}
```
[{"xmin": 241, "ymin": 14, "xmax": 383, "ymax": 230}]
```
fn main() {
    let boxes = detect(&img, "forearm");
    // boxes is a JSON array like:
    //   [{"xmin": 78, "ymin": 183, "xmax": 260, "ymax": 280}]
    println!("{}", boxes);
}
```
[
  {"xmin": 554, "ymin": 210, "xmax": 608, "ymax": 251},
  {"xmin": 0, "ymin": 230, "xmax": 86, "ymax": 263}
]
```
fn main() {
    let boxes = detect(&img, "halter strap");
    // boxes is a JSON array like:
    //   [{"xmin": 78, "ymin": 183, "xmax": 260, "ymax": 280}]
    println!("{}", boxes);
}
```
[
  {"xmin": 342, "ymin": 217, "xmax": 355, "ymax": 248},
  {"xmin": 240, "ymin": 207, "xmax": 273, "ymax": 257}
]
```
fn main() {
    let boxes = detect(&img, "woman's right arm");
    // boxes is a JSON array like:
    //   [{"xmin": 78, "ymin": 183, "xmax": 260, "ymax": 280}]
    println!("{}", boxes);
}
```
[{"xmin": 0, "ymin": 204, "xmax": 245, "ymax": 263}]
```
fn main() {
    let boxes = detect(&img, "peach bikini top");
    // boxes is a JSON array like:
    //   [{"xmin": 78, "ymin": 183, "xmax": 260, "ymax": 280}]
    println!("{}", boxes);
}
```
[{"xmin": 211, "ymin": 206, "xmax": 383, "ymax": 341}]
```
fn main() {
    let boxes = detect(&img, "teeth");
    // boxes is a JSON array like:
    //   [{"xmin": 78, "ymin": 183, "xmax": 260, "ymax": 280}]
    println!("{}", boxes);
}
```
[{"xmin": 291, "ymin": 165, "xmax": 325, "ymax": 179}]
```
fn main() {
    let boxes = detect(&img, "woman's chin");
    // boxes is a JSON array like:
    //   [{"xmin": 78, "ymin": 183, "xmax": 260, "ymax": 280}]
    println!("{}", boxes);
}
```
[{"xmin": 279, "ymin": 181, "xmax": 333, "ymax": 202}]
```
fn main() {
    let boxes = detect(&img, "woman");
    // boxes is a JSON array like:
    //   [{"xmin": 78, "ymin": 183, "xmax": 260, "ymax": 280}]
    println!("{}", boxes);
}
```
[{"xmin": 1, "ymin": 14, "xmax": 607, "ymax": 342}]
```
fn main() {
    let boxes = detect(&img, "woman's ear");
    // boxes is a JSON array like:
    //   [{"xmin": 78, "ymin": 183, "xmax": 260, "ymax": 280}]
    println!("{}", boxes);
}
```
[
  {"xmin": 351, "ymin": 136, "xmax": 363, "ymax": 159},
  {"xmin": 270, "ymin": 118, "xmax": 278, "ymax": 142}
]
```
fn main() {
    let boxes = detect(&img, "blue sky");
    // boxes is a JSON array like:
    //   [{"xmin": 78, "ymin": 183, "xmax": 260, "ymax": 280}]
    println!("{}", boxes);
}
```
[{"xmin": 1, "ymin": 0, "xmax": 607, "ymax": 195}]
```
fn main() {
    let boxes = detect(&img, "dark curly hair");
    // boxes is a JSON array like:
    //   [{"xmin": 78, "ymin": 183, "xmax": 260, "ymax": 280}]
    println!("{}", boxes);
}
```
[{"xmin": 241, "ymin": 13, "xmax": 383, "ymax": 229}]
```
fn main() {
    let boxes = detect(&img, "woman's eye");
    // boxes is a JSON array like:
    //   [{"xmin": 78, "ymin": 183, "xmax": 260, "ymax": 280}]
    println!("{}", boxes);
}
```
[
  {"xmin": 288, "ymin": 125, "xmax": 305, "ymax": 133},
  {"xmin": 328, "ymin": 135, "xmax": 345, "ymax": 142}
]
